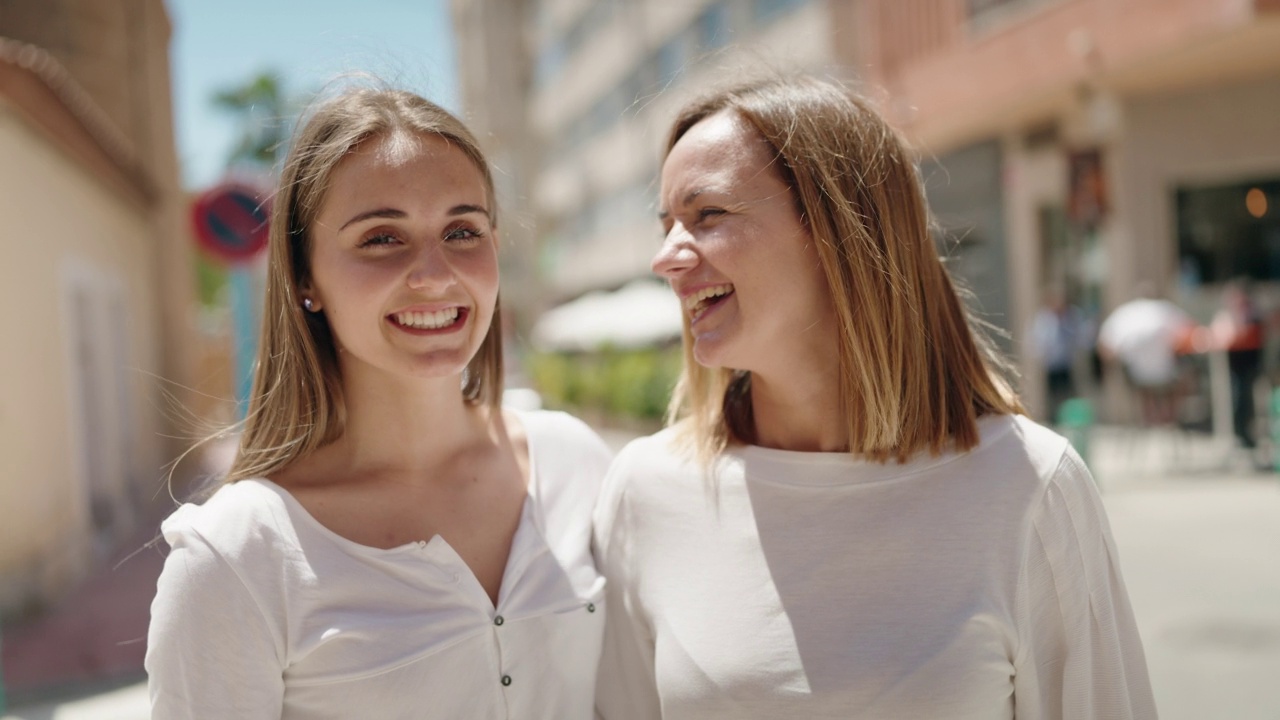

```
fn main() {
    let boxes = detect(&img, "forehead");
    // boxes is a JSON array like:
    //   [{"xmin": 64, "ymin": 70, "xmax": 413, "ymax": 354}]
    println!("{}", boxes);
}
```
[
  {"xmin": 661, "ymin": 111, "xmax": 778, "ymax": 194},
  {"xmin": 334, "ymin": 131, "xmax": 479, "ymax": 182},
  {"xmin": 321, "ymin": 131, "xmax": 487, "ymax": 209}
]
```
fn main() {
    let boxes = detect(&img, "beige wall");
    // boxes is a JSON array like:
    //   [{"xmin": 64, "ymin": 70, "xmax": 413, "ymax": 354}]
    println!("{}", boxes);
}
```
[{"xmin": 0, "ymin": 102, "xmax": 164, "ymax": 613}]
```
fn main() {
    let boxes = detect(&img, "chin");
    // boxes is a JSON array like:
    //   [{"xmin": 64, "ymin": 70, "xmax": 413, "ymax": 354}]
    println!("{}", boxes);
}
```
[{"xmin": 691, "ymin": 338, "xmax": 734, "ymax": 371}]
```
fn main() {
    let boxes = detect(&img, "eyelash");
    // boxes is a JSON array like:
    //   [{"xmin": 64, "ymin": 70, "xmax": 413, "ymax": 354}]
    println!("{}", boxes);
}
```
[
  {"xmin": 356, "ymin": 226, "xmax": 486, "ymax": 248},
  {"xmin": 659, "ymin": 207, "xmax": 727, "ymax": 238},
  {"xmin": 358, "ymin": 232, "xmax": 399, "ymax": 248},
  {"xmin": 445, "ymin": 225, "xmax": 485, "ymax": 244}
]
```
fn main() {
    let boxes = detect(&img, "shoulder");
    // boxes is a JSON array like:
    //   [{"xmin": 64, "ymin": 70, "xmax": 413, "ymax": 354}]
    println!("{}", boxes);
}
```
[
  {"xmin": 935, "ymin": 414, "xmax": 1083, "ymax": 523},
  {"xmin": 517, "ymin": 409, "xmax": 613, "ymax": 469},
  {"xmin": 595, "ymin": 427, "xmax": 691, "ymax": 530},
  {"xmin": 515, "ymin": 409, "xmax": 615, "ymax": 508},
  {"xmin": 985, "ymin": 415, "xmax": 1109, "ymax": 551},
  {"xmin": 161, "ymin": 479, "xmax": 301, "ymax": 569}
]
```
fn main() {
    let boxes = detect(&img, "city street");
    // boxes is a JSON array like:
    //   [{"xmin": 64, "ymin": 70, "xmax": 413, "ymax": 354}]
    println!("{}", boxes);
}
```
[{"xmin": 4, "ymin": 426, "xmax": 1278, "ymax": 719}]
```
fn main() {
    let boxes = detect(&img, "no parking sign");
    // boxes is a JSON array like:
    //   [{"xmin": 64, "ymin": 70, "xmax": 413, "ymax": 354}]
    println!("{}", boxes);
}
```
[
  {"xmin": 191, "ymin": 182, "xmax": 271, "ymax": 264},
  {"xmin": 191, "ymin": 181, "xmax": 272, "ymax": 411}
]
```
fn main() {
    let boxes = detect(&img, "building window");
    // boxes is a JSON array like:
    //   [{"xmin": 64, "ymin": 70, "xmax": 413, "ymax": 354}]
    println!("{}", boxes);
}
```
[
  {"xmin": 698, "ymin": 3, "xmax": 732, "ymax": 49},
  {"xmin": 752, "ymin": 0, "xmax": 807, "ymax": 26},
  {"xmin": 656, "ymin": 31, "xmax": 694, "ymax": 87},
  {"xmin": 1178, "ymin": 179, "xmax": 1280, "ymax": 284},
  {"xmin": 535, "ymin": 41, "xmax": 567, "ymax": 86},
  {"xmin": 967, "ymin": 0, "xmax": 1059, "ymax": 28}
]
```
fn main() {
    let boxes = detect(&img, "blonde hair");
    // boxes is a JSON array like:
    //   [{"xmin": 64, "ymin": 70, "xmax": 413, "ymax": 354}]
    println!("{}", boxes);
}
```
[
  {"xmin": 224, "ymin": 86, "xmax": 503, "ymax": 484},
  {"xmin": 663, "ymin": 76, "xmax": 1023, "ymax": 463}
]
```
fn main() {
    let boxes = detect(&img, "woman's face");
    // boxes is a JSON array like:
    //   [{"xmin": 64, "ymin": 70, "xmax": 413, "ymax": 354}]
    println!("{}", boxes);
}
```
[
  {"xmin": 304, "ymin": 131, "xmax": 498, "ymax": 382},
  {"xmin": 654, "ymin": 110, "xmax": 835, "ymax": 374}
]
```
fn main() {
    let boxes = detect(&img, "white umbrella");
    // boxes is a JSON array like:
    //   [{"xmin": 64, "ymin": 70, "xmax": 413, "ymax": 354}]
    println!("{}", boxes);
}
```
[
  {"xmin": 1097, "ymin": 298, "xmax": 1194, "ymax": 386},
  {"xmin": 532, "ymin": 280, "xmax": 684, "ymax": 352}
]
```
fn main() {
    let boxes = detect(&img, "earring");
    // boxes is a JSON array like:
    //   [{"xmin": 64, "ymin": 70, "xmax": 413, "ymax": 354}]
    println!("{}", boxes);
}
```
[{"xmin": 303, "ymin": 298, "xmax": 315, "ymax": 312}]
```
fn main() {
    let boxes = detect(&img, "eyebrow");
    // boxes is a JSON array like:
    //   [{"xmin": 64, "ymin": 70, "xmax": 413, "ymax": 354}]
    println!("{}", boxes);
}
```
[
  {"xmin": 657, "ymin": 189, "xmax": 707, "ymax": 221},
  {"xmin": 339, "ymin": 203, "xmax": 490, "ymax": 231}
]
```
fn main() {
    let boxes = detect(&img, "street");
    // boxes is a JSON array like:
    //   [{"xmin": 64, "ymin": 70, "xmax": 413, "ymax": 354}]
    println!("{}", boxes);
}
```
[{"xmin": 4, "ymin": 426, "xmax": 1279, "ymax": 719}]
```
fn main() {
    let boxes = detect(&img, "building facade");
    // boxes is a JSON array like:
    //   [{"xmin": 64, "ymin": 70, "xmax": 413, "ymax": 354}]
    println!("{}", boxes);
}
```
[
  {"xmin": 0, "ymin": 0, "xmax": 195, "ymax": 616},
  {"xmin": 454, "ymin": 0, "xmax": 1280, "ymax": 419}
]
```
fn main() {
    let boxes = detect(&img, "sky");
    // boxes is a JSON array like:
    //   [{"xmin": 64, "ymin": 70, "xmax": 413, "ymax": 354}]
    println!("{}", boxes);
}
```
[{"xmin": 167, "ymin": 0, "xmax": 459, "ymax": 190}]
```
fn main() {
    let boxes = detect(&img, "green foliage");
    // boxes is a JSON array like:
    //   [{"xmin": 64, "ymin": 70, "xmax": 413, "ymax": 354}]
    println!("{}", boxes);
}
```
[
  {"xmin": 212, "ymin": 71, "xmax": 289, "ymax": 170},
  {"xmin": 195, "ymin": 252, "xmax": 228, "ymax": 307},
  {"xmin": 528, "ymin": 346, "xmax": 682, "ymax": 423}
]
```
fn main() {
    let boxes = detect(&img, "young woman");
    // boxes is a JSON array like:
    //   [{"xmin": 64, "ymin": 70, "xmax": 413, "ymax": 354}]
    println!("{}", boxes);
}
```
[
  {"xmin": 146, "ymin": 87, "xmax": 611, "ymax": 719},
  {"xmin": 594, "ymin": 76, "xmax": 1156, "ymax": 719}
]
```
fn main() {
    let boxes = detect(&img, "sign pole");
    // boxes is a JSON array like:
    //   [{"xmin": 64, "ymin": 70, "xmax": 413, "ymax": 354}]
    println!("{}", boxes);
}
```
[{"xmin": 230, "ymin": 266, "xmax": 257, "ymax": 419}]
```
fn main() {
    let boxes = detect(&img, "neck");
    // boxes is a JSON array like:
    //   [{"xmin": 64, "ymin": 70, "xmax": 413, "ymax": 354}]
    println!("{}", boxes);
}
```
[
  {"xmin": 327, "ymin": 359, "xmax": 496, "ymax": 481},
  {"xmin": 748, "ymin": 352, "xmax": 846, "ymax": 453}
]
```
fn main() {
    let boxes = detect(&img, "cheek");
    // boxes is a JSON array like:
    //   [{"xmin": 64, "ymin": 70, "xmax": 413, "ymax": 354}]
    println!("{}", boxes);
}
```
[{"xmin": 461, "ymin": 250, "xmax": 501, "ymax": 302}]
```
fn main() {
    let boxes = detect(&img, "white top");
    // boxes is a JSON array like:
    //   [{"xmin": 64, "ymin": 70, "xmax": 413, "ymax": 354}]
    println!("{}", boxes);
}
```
[
  {"xmin": 146, "ymin": 410, "xmax": 612, "ymax": 720},
  {"xmin": 594, "ymin": 414, "xmax": 1156, "ymax": 720}
]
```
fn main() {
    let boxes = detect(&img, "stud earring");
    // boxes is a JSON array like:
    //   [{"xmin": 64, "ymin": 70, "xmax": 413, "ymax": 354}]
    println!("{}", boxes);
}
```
[{"xmin": 303, "ymin": 298, "xmax": 315, "ymax": 312}]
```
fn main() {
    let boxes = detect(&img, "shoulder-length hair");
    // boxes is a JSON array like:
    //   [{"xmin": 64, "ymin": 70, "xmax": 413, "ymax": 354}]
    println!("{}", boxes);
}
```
[
  {"xmin": 223, "ymin": 86, "xmax": 503, "ymax": 484},
  {"xmin": 663, "ymin": 75, "xmax": 1022, "ymax": 463}
]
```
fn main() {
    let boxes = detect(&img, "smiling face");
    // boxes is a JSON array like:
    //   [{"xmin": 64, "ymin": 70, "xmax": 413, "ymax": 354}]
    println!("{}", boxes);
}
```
[
  {"xmin": 304, "ymin": 130, "xmax": 498, "ymax": 383},
  {"xmin": 654, "ymin": 110, "xmax": 836, "ymax": 375}
]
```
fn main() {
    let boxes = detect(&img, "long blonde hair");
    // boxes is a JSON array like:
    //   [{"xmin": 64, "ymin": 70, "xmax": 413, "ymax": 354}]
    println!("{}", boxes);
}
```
[
  {"xmin": 663, "ymin": 76, "xmax": 1022, "ymax": 463},
  {"xmin": 224, "ymin": 87, "xmax": 503, "ymax": 484}
]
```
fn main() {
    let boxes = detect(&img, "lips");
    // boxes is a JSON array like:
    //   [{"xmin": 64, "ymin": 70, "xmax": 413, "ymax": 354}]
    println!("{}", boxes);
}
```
[
  {"xmin": 684, "ymin": 283, "xmax": 735, "ymax": 323},
  {"xmin": 393, "ymin": 307, "xmax": 459, "ymax": 329},
  {"xmin": 388, "ymin": 307, "xmax": 468, "ymax": 334}
]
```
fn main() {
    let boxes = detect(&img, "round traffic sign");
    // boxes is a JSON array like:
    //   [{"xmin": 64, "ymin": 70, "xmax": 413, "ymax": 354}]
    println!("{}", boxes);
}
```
[{"xmin": 192, "ymin": 182, "xmax": 272, "ymax": 264}]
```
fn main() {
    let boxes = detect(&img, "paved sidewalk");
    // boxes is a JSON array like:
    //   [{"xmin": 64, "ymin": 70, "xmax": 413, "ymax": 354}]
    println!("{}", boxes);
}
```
[{"xmin": 0, "ymin": 519, "xmax": 164, "ymax": 710}]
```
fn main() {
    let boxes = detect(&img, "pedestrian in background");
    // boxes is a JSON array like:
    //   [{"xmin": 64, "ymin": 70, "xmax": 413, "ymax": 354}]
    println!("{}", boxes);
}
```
[
  {"xmin": 593, "ymin": 76, "xmax": 1156, "ymax": 719},
  {"xmin": 1028, "ymin": 286, "xmax": 1090, "ymax": 423},
  {"xmin": 146, "ymin": 84, "xmax": 611, "ymax": 719},
  {"xmin": 1212, "ymin": 278, "xmax": 1265, "ymax": 451},
  {"xmin": 1097, "ymin": 287, "xmax": 1196, "ymax": 427}
]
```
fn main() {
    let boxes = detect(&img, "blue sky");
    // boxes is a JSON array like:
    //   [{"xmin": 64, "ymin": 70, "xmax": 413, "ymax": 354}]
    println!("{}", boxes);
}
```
[{"xmin": 167, "ymin": 0, "xmax": 459, "ymax": 190}]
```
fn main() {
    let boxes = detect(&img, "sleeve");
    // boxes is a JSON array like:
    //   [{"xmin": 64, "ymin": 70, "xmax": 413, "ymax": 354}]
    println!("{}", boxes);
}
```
[
  {"xmin": 593, "ymin": 447, "xmax": 663, "ymax": 720},
  {"xmin": 145, "ymin": 523, "xmax": 286, "ymax": 719},
  {"xmin": 1011, "ymin": 446, "xmax": 1158, "ymax": 720}
]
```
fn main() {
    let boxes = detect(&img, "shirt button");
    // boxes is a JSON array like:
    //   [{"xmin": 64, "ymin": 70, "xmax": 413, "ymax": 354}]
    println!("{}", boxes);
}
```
[
  {"xmin": 501, "ymin": 674, "xmax": 512, "ymax": 687},
  {"xmin": 587, "ymin": 603, "xmax": 596, "ymax": 613},
  {"xmin": 494, "ymin": 615, "xmax": 504, "ymax": 626}
]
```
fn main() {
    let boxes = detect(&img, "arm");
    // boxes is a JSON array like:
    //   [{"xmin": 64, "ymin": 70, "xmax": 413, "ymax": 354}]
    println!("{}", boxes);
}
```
[
  {"xmin": 1012, "ymin": 448, "xmax": 1158, "ymax": 720},
  {"xmin": 146, "ymin": 526, "xmax": 286, "ymax": 719},
  {"xmin": 593, "ymin": 454, "xmax": 662, "ymax": 720}
]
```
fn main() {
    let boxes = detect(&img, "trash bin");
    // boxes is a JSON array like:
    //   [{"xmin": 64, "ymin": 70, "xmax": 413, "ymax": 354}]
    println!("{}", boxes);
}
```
[{"xmin": 1057, "ymin": 397, "xmax": 1095, "ymax": 470}]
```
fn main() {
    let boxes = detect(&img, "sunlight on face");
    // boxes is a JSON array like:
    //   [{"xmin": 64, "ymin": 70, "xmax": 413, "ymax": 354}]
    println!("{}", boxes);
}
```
[
  {"xmin": 306, "ymin": 130, "xmax": 498, "ymax": 384},
  {"xmin": 654, "ymin": 111, "xmax": 836, "ymax": 376}
]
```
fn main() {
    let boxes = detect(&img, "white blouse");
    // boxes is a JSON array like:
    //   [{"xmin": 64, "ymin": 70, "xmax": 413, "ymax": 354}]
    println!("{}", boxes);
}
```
[
  {"xmin": 594, "ymin": 414, "xmax": 1157, "ymax": 720},
  {"xmin": 146, "ymin": 410, "xmax": 612, "ymax": 720}
]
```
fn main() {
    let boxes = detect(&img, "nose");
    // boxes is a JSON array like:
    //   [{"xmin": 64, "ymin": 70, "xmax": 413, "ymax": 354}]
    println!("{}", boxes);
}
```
[
  {"xmin": 651, "ymin": 224, "xmax": 699, "ymax": 279},
  {"xmin": 406, "ymin": 241, "xmax": 456, "ymax": 291}
]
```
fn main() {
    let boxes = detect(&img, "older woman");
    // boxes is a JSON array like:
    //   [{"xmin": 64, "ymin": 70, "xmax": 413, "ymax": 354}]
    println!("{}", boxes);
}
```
[{"xmin": 594, "ymin": 76, "xmax": 1156, "ymax": 719}]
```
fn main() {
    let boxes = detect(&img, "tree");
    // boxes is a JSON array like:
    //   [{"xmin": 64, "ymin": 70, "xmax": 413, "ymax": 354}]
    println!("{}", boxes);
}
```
[{"xmin": 212, "ymin": 71, "xmax": 288, "ymax": 172}]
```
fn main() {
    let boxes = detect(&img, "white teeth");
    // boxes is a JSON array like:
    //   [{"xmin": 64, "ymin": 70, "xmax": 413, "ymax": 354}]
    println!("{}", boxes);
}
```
[
  {"xmin": 683, "ymin": 284, "xmax": 734, "ymax": 312},
  {"xmin": 394, "ymin": 307, "xmax": 460, "ymax": 329}
]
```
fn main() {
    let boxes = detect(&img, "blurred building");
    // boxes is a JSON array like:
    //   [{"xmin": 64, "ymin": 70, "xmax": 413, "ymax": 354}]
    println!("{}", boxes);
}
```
[
  {"xmin": 0, "ymin": 0, "xmax": 195, "ymax": 616},
  {"xmin": 454, "ymin": 0, "xmax": 1280, "ymax": 418}
]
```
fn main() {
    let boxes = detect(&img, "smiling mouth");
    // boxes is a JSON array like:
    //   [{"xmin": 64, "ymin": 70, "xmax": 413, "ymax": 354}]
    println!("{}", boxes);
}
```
[
  {"xmin": 389, "ymin": 307, "xmax": 465, "ymax": 331},
  {"xmin": 684, "ymin": 284, "xmax": 735, "ymax": 322}
]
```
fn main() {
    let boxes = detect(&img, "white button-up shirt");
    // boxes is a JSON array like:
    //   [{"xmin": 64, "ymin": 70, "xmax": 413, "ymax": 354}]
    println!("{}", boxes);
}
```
[{"xmin": 147, "ymin": 410, "xmax": 611, "ymax": 719}]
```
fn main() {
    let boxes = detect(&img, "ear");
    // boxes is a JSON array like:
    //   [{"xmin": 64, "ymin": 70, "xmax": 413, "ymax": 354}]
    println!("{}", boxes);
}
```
[{"xmin": 299, "ymin": 279, "xmax": 323, "ymax": 312}]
